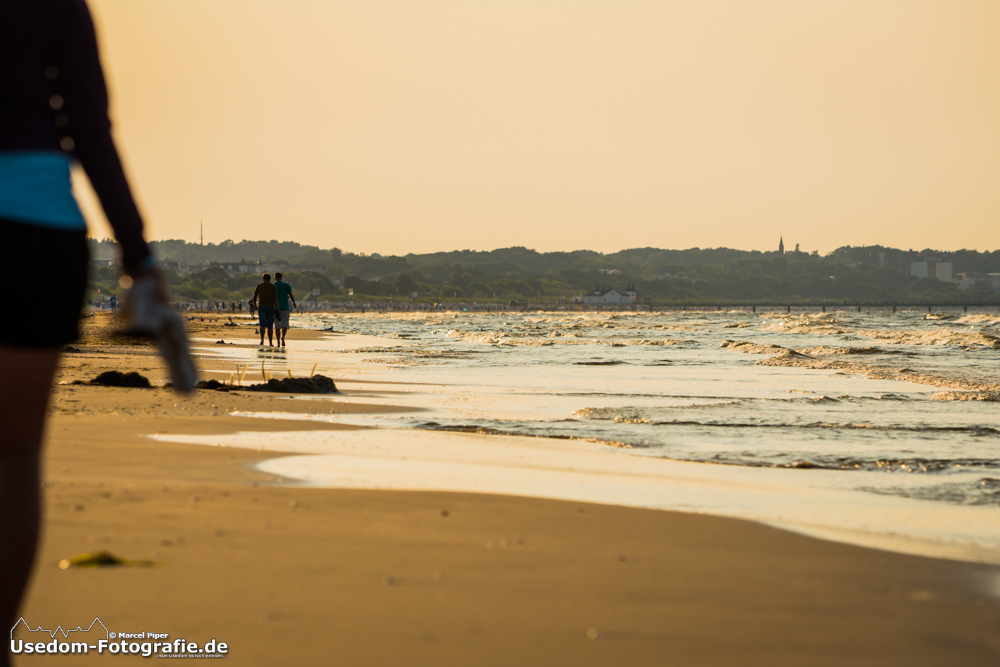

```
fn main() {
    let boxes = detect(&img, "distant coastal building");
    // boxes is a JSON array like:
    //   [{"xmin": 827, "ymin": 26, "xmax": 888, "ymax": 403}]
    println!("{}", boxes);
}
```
[
  {"xmin": 190, "ymin": 257, "xmax": 327, "ymax": 278},
  {"xmin": 582, "ymin": 285, "xmax": 637, "ymax": 306},
  {"xmin": 910, "ymin": 258, "xmax": 952, "ymax": 282},
  {"xmin": 955, "ymin": 272, "xmax": 1000, "ymax": 292},
  {"xmin": 157, "ymin": 259, "xmax": 190, "ymax": 275},
  {"xmin": 859, "ymin": 249, "xmax": 919, "ymax": 273},
  {"xmin": 156, "ymin": 257, "xmax": 326, "ymax": 279},
  {"xmin": 203, "ymin": 260, "xmax": 253, "ymax": 277},
  {"xmin": 269, "ymin": 264, "xmax": 328, "ymax": 276}
]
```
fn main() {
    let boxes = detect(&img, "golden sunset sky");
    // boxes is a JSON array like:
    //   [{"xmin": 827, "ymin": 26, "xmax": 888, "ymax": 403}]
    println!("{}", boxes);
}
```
[{"xmin": 76, "ymin": 0, "xmax": 1000, "ymax": 254}]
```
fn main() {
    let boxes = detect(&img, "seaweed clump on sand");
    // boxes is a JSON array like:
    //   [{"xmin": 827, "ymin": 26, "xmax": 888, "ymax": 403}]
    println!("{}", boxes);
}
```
[
  {"xmin": 89, "ymin": 371, "xmax": 152, "ymax": 388},
  {"xmin": 194, "ymin": 379, "xmax": 229, "ymax": 391},
  {"xmin": 196, "ymin": 374, "xmax": 337, "ymax": 394},
  {"xmin": 58, "ymin": 550, "xmax": 153, "ymax": 569}
]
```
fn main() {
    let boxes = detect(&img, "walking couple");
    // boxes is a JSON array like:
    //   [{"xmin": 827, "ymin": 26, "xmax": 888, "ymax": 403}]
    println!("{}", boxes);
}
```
[{"xmin": 252, "ymin": 272, "xmax": 296, "ymax": 346}]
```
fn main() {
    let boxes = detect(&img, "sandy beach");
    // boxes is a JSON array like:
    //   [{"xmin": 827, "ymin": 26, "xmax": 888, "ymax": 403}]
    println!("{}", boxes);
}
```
[
  {"xmin": 15, "ymin": 313, "xmax": 1000, "ymax": 665},
  {"xmin": 6, "ymin": 0, "xmax": 999, "ymax": 663}
]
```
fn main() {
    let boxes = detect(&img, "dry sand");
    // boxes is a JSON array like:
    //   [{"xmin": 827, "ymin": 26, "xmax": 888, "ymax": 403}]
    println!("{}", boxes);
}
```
[{"xmin": 14, "ymin": 313, "xmax": 1000, "ymax": 665}]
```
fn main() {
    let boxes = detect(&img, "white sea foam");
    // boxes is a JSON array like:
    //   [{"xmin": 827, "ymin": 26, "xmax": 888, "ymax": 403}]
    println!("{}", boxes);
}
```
[
  {"xmin": 954, "ymin": 314, "xmax": 1000, "ymax": 326},
  {"xmin": 856, "ymin": 329, "xmax": 1000, "ymax": 348}
]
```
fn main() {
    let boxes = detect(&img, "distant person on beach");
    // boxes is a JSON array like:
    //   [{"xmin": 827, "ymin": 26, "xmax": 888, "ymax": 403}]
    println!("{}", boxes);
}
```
[
  {"xmin": 109, "ymin": 294, "xmax": 117, "ymax": 311},
  {"xmin": 273, "ymin": 272, "xmax": 297, "ymax": 347},
  {"xmin": 0, "ymin": 0, "xmax": 193, "ymax": 646},
  {"xmin": 252, "ymin": 273, "xmax": 278, "ymax": 346}
]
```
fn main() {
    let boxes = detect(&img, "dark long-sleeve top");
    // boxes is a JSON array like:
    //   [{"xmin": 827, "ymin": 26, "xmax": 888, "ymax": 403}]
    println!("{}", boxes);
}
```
[{"xmin": 0, "ymin": 0, "xmax": 151, "ymax": 268}]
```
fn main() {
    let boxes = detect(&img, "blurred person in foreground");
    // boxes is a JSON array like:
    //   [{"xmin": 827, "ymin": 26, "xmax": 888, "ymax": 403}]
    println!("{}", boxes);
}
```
[{"xmin": 0, "ymin": 0, "xmax": 194, "ymax": 652}]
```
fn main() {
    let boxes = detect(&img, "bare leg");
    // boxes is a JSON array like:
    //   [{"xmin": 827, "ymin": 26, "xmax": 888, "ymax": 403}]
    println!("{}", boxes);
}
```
[
  {"xmin": 0, "ymin": 347, "xmax": 60, "ymax": 652},
  {"xmin": 267, "ymin": 326, "xmax": 274, "ymax": 346}
]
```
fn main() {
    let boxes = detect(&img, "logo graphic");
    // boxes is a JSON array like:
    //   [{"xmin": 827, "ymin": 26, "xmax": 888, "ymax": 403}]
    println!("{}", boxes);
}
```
[
  {"xmin": 10, "ymin": 618, "xmax": 229, "ymax": 658},
  {"xmin": 11, "ymin": 617, "xmax": 109, "ymax": 641},
  {"xmin": 10, "ymin": 617, "xmax": 108, "ymax": 655}
]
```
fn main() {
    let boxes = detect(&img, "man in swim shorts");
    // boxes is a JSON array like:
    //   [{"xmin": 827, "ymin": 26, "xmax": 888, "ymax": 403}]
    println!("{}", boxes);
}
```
[
  {"xmin": 273, "ymin": 272, "xmax": 297, "ymax": 347},
  {"xmin": 252, "ymin": 273, "xmax": 278, "ymax": 346}
]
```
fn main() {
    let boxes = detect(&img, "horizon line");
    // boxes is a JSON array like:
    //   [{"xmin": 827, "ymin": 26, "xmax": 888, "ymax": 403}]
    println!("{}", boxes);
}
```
[{"xmin": 81, "ymin": 238, "xmax": 985, "ymax": 256}]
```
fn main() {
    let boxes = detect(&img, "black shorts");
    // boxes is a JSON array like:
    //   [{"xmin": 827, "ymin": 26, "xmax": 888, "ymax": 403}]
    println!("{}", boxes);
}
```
[{"xmin": 0, "ymin": 217, "xmax": 89, "ymax": 348}]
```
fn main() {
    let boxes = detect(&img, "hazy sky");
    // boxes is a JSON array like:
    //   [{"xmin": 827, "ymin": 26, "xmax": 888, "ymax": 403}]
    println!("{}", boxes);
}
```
[{"xmin": 76, "ymin": 0, "xmax": 1000, "ymax": 254}]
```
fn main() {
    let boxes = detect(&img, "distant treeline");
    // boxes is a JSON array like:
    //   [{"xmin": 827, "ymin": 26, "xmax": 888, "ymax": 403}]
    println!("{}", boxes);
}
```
[{"xmin": 85, "ymin": 239, "xmax": 1000, "ymax": 304}]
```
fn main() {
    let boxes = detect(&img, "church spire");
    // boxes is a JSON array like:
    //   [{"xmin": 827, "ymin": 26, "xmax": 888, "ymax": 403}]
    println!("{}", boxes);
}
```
[{"xmin": 778, "ymin": 236, "xmax": 784, "ymax": 255}]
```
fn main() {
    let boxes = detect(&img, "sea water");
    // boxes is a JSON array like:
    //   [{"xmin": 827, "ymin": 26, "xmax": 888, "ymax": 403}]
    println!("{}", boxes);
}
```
[
  {"xmin": 294, "ymin": 310, "xmax": 1000, "ymax": 502},
  {"xmin": 187, "ymin": 308, "xmax": 1000, "ymax": 561}
]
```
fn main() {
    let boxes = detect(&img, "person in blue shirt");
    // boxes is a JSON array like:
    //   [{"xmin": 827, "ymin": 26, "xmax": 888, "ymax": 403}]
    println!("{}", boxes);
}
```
[{"xmin": 273, "ymin": 272, "xmax": 297, "ymax": 347}]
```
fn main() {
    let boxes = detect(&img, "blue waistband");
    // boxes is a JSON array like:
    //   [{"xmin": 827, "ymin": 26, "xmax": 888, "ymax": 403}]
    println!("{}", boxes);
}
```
[{"xmin": 0, "ymin": 150, "xmax": 86, "ymax": 230}]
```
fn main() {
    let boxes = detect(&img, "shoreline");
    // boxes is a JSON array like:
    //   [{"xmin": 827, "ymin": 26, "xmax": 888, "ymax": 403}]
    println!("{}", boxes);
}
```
[
  {"xmin": 18, "ymin": 313, "xmax": 1000, "ymax": 663},
  {"xmin": 23, "ymin": 411, "xmax": 1000, "ymax": 665},
  {"xmin": 154, "ymin": 421, "xmax": 1000, "ymax": 567},
  {"xmin": 54, "ymin": 313, "xmax": 1000, "ymax": 564}
]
